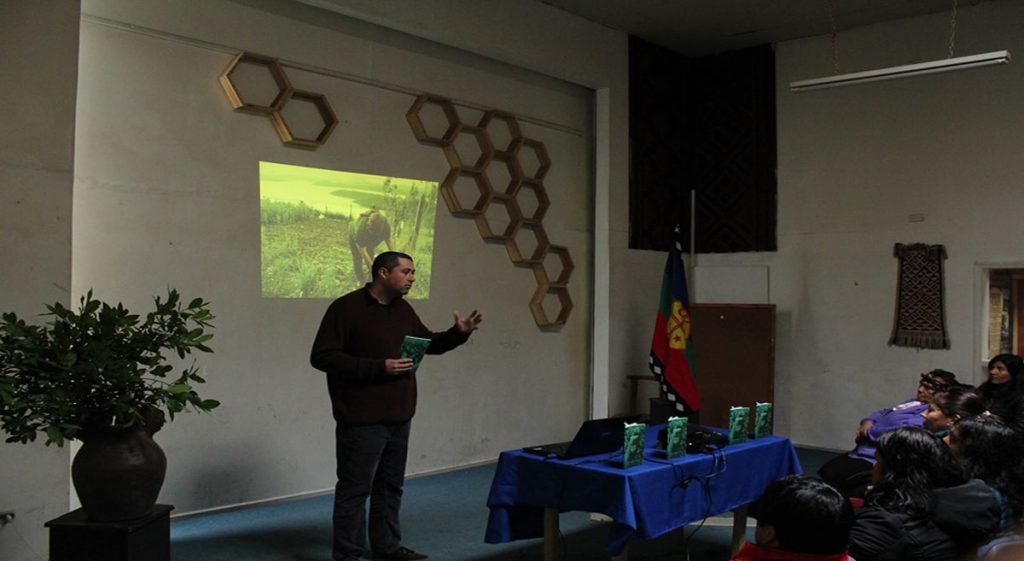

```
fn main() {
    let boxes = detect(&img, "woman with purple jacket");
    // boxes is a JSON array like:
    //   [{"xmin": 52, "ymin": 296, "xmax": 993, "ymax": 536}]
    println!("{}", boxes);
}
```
[{"xmin": 818, "ymin": 369, "xmax": 958, "ymax": 497}]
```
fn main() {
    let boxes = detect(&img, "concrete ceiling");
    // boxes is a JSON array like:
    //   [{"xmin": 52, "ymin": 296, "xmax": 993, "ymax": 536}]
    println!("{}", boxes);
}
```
[{"xmin": 535, "ymin": 0, "xmax": 988, "ymax": 56}]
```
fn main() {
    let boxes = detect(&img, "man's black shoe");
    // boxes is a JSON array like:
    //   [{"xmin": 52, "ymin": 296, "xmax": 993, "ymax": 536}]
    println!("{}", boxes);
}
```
[{"xmin": 373, "ymin": 546, "xmax": 430, "ymax": 561}]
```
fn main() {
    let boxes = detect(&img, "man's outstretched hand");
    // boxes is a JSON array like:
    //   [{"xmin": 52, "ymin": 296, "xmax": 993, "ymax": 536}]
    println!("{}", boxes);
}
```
[{"xmin": 454, "ymin": 309, "xmax": 483, "ymax": 334}]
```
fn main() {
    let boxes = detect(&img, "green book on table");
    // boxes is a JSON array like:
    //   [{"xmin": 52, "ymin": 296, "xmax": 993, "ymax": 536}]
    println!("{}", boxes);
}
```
[
  {"xmin": 622, "ymin": 422, "xmax": 647, "ymax": 468},
  {"xmin": 399, "ymin": 336, "xmax": 431, "ymax": 374},
  {"xmin": 666, "ymin": 416, "xmax": 688, "ymax": 459},
  {"xmin": 728, "ymin": 406, "xmax": 750, "ymax": 444},
  {"xmin": 754, "ymin": 402, "xmax": 773, "ymax": 438}
]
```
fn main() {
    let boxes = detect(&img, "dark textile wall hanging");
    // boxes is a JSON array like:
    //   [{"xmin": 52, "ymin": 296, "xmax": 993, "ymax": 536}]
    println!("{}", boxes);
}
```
[
  {"xmin": 629, "ymin": 39, "xmax": 776, "ymax": 253},
  {"xmin": 889, "ymin": 243, "xmax": 950, "ymax": 349}
]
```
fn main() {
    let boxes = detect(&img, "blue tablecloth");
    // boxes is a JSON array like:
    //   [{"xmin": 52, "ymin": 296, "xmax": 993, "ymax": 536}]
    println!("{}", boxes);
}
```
[{"xmin": 484, "ymin": 425, "xmax": 802, "ymax": 555}]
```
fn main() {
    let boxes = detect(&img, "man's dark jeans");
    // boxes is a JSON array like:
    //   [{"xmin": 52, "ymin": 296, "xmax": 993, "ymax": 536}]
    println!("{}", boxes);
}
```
[{"xmin": 333, "ymin": 420, "xmax": 411, "ymax": 561}]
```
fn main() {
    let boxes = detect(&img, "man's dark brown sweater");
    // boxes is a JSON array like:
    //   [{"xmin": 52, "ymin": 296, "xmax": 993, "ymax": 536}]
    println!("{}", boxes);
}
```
[{"xmin": 310, "ymin": 285, "xmax": 469, "ymax": 426}]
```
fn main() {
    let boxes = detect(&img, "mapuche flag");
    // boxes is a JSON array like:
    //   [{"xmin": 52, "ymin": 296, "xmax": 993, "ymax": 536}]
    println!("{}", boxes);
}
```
[{"xmin": 648, "ymin": 231, "xmax": 701, "ymax": 412}]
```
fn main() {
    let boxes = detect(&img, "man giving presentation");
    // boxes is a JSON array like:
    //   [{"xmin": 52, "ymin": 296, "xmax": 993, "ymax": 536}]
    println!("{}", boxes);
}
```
[{"xmin": 310, "ymin": 251, "xmax": 482, "ymax": 561}]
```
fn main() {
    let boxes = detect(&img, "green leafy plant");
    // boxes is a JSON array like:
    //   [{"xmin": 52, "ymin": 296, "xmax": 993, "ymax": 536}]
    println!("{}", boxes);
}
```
[{"xmin": 0, "ymin": 290, "xmax": 219, "ymax": 446}]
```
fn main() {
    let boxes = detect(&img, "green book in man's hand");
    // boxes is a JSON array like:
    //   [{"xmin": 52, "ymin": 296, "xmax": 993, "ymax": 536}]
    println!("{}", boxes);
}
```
[{"xmin": 399, "ymin": 336, "xmax": 431, "ymax": 374}]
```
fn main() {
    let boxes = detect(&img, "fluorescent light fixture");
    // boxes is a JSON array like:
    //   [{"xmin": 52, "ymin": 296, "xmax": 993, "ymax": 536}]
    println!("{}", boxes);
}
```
[{"xmin": 790, "ymin": 50, "xmax": 1010, "ymax": 92}]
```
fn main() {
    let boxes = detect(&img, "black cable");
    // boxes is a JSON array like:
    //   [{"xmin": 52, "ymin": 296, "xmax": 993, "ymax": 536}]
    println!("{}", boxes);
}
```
[{"xmin": 658, "ymin": 447, "xmax": 728, "ymax": 555}]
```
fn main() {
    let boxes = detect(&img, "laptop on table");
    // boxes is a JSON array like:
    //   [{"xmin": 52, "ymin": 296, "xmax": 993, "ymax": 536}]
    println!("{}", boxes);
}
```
[{"xmin": 522, "ymin": 415, "xmax": 642, "ymax": 460}]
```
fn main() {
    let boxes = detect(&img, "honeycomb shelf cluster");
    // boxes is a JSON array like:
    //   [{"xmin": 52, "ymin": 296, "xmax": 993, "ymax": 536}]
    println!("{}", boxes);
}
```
[
  {"xmin": 406, "ymin": 94, "xmax": 573, "ymax": 327},
  {"xmin": 219, "ymin": 52, "xmax": 338, "ymax": 147}
]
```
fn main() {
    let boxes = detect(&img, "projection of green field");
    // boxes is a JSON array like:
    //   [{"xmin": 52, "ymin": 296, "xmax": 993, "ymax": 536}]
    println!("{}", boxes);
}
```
[{"xmin": 260, "ymin": 161, "xmax": 439, "ymax": 299}]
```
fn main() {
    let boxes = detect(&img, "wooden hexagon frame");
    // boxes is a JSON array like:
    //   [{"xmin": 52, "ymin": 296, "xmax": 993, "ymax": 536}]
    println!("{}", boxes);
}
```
[
  {"xmin": 478, "ymin": 110, "xmax": 523, "ymax": 157},
  {"xmin": 474, "ymin": 192, "xmax": 522, "ymax": 241},
  {"xmin": 406, "ymin": 95, "xmax": 461, "ymax": 146},
  {"xmin": 529, "ymin": 283, "xmax": 573, "ymax": 328},
  {"xmin": 505, "ymin": 220, "xmax": 550, "ymax": 266},
  {"xmin": 219, "ymin": 52, "xmax": 337, "ymax": 148},
  {"xmin": 219, "ymin": 52, "xmax": 291, "ymax": 114},
  {"xmin": 440, "ymin": 169, "xmax": 492, "ymax": 217},
  {"xmin": 443, "ymin": 125, "xmax": 494, "ymax": 172},
  {"xmin": 270, "ymin": 89, "xmax": 339, "ymax": 147},
  {"xmin": 407, "ymin": 94, "xmax": 573, "ymax": 328}
]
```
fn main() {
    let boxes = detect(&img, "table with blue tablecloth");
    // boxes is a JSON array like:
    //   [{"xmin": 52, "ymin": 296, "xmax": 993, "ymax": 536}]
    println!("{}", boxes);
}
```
[{"xmin": 484, "ymin": 425, "xmax": 802, "ymax": 559}]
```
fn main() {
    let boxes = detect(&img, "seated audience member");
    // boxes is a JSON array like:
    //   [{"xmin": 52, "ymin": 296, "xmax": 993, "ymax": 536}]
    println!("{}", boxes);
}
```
[
  {"xmin": 921, "ymin": 386, "xmax": 986, "ymax": 441},
  {"xmin": 949, "ymin": 414, "xmax": 1022, "ymax": 531},
  {"xmin": 978, "ymin": 354, "xmax": 1024, "ymax": 433},
  {"xmin": 732, "ymin": 475, "xmax": 853, "ymax": 561},
  {"xmin": 975, "ymin": 528, "xmax": 1024, "ymax": 560},
  {"xmin": 849, "ymin": 427, "xmax": 1000, "ymax": 561},
  {"xmin": 818, "ymin": 369, "xmax": 957, "ymax": 497},
  {"xmin": 974, "ymin": 457, "xmax": 1024, "ymax": 559}
]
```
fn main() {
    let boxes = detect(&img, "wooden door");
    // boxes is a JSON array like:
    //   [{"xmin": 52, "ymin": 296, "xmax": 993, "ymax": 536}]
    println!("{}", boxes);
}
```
[{"xmin": 692, "ymin": 304, "xmax": 775, "ymax": 430}]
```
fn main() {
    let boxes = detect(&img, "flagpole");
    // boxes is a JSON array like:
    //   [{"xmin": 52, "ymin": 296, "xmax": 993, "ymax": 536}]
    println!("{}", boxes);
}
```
[{"xmin": 689, "ymin": 189, "xmax": 696, "ymax": 303}]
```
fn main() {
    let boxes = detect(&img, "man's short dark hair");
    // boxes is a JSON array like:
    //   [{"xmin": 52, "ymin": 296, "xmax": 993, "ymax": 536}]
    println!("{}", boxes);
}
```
[
  {"xmin": 751, "ymin": 475, "xmax": 853, "ymax": 555},
  {"xmin": 370, "ymin": 251, "xmax": 413, "ymax": 280}
]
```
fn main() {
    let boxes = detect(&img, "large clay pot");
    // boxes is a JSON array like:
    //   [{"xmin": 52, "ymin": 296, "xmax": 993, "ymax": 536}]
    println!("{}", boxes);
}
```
[{"xmin": 71, "ymin": 429, "xmax": 167, "ymax": 521}]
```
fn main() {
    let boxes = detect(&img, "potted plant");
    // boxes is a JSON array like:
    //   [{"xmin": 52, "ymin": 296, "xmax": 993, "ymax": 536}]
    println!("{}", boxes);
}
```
[{"xmin": 0, "ymin": 289, "xmax": 220, "ymax": 521}]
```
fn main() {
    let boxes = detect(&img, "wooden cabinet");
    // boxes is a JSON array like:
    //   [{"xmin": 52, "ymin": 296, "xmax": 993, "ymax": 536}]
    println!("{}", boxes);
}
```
[{"xmin": 692, "ymin": 304, "xmax": 775, "ymax": 430}]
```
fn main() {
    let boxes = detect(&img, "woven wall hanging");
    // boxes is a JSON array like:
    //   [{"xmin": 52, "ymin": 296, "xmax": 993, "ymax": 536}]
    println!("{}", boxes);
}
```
[{"xmin": 889, "ymin": 243, "xmax": 950, "ymax": 349}]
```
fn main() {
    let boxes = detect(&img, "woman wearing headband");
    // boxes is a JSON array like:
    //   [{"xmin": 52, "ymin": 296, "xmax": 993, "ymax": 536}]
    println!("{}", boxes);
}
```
[{"xmin": 818, "ymin": 369, "xmax": 957, "ymax": 497}]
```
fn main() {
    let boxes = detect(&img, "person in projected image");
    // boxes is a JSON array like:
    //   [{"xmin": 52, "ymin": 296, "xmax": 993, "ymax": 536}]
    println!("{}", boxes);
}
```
[
  {"xmin": 310, "ymin": 251, "xmax": 482, "ymax": 561},
  {"xmin": 349, "ymin": 209, "xmax": 396, "ymax": 281}
]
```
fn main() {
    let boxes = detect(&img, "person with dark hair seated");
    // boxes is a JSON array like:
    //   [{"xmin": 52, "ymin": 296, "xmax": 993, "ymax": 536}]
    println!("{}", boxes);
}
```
[
  {"xmin": 819, "ymin": 369, "xmax": 957, "ymax": 497},
  {"xmin": 974, "ymin": 460, "xmax": 1024, "ymax": 560},
  {"xmin": 949, "ymin": 414, "xmax": 1022, "ymax": 532},
  {"xmin": 732, "ymin": 475, "xmax": 853, "ymax": 561},
  {"xmin": 849, "ymin": 427, "xmax": 1001, "ymax": 561},
  {"xmin": 978, "ymin": 354, "xmax": 1024, "ymax": 433},
  {"xmin": 975, "ymin": 440, "xmax": 1024, "ymax": 560},
  {"xmin": 921, "ymin": 386, "xmax": 986, "ymax": 442}
]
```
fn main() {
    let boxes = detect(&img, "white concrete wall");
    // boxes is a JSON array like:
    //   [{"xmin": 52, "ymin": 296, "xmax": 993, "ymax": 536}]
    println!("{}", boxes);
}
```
[
  {"xmin": 772, "ymin": 0, "xmax": 1024, "ymax": 448},
  {"xmin": 11, "ymin": 0, "xmax": 1020, "ymax": 540},
  {"xmin": 0, "ymin": 2, "xmax": 80, "ymax": 559},
  {"xmin": 609, "ymin": 0, "xmax": 1024, "ymax": 451},
  {"xmin": 73, "ymin": 0, "xmax": 614, "ymax": 514}
]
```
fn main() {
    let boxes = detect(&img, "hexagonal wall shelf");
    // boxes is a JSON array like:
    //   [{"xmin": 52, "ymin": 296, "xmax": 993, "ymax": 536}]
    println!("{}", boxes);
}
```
[
  {"xmin": 513, "ymin": 180, "xmax": 550, "ymax": 222},
  {"xmin": 440, "ymin": 169, "xmax": 491, "ymax": 216},
  {"xmin": 443, "ymin": 125, "xmax": 493, "ymax": 172},
  {"xmin": 407, "ymin": 94, "xmax": 461, "ymax": 146},
  {"xmin": 270, "ymin": 89, "xmax": 338, "ymax": 147},
  {"xmin": 489, "ymin": 153, "xmax": 523, "ymax": 195},
  {"xmin": 406, "ymin": 94, "xmax": 573, "ymax": 328},
  {"xmin": 534, "ymin": 244, "xmax": 574, "ymax": 287},
  {"xmin": 505, "ymin": 220, "xmax": 550, "ymax": 265},
  {"xmin": 219, "ymin": 52, "xmax": 292, "ymax": 114},
  {"xmin": 220, "ymin": 51, "xmax": 338, "ymax": 149},
  {"xmin": 475, "ymin": 192, "xmax": 522, "ymax": 241},
  {"xmin": 529, "ymin": 283, "xmax": 573, "ymax": 327},
  {"xmin": 478, "ymin": 110, "xmax": 523, "ymax": 156},
  {"xmin": 518, "ymin": 138, "xmax": 551, "ymax": 182}
]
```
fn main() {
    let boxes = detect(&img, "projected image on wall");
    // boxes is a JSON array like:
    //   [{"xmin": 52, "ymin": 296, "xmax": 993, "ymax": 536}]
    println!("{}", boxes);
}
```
[{"xmin": 260, "ymin": 161, "xmax": 439, "ymax": 299}]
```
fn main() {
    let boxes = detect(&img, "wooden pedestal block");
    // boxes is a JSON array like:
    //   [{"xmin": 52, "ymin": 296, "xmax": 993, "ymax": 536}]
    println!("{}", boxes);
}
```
[{"xmin": 46, "ymin": 504, "xmax": 173, "ymax": 561}]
